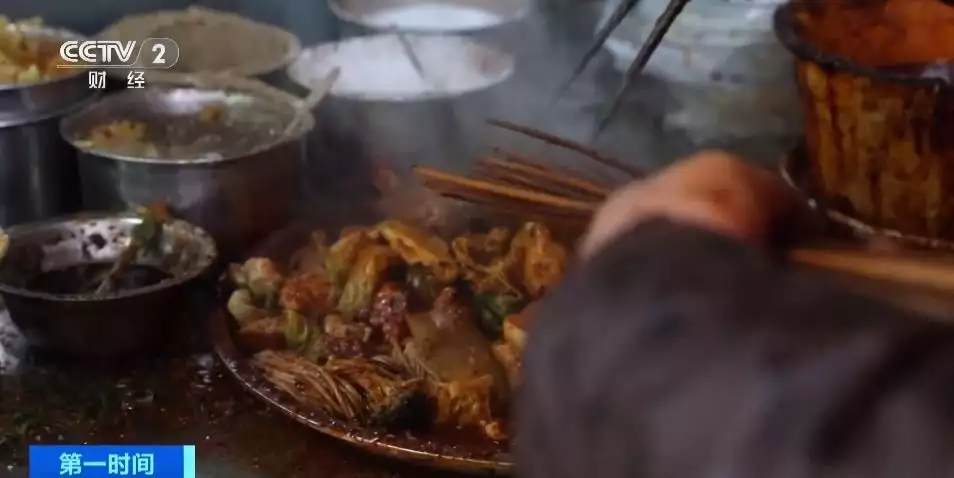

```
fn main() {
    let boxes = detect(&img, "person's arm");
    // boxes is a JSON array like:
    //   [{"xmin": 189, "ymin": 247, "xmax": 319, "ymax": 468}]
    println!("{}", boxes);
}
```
[{"xmin": 516, "ymin": 219, "xmax": 954, "ymax": 478}]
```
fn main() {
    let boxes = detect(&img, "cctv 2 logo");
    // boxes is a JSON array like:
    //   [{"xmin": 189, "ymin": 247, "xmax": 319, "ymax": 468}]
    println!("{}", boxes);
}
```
[{"xmin": 58, "ymin": 38, "xmax": 180, "ymax": 68}]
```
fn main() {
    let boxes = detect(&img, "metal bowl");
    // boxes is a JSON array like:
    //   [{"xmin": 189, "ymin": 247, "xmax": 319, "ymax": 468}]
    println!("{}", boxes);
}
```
[
  {"xmin": 0, "ymin": 213, "xmax": 217, "ymax": 357},
  {"xmin": 59, "ymin": 76, "xmax": 312, "ymax": 258}
]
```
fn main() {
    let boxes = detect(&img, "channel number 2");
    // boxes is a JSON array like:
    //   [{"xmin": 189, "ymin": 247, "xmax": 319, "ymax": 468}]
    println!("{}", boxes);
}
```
[
  {"xmin": 149, "ymin": 43, "xmax": 166, "ymax": 67},
  {"xmin": 141, "ymin": 39, "xmax": 178, "ymax": 68},
  {"xmin": 149, "ymin": 44, "xmax": 166, "ymax": 66}
]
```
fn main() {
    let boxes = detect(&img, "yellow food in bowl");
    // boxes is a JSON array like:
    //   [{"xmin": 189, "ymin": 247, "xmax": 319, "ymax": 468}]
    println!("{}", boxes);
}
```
[{"xmin": 0, "ymin": 16, "xmax": 75, "ymax": 85}]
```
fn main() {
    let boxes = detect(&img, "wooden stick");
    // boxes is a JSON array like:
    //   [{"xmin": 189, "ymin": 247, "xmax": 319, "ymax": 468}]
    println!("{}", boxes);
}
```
[
  {"xmin": 476, "ymin": 157, "xmax": 610, "ymax": 200},
  {"xmin": 440, "ymin": 191, "xmax": 591, "ymax": 225},
  {"xmin": 789, "ymin": 248, "xmax": 954, "ymax": 296},
  {"xmin": 428, "ymin": 187, "xmax": 592, "ymax": 228},
  {"xmin": 425, "ymin": 183, "xmax": 592, "ymax": 220},
  {"xmin": 476, "ymin": 167, "xmax": 597, "ymax": 202},
  {"xmin": 486, "ymin": 119, "xmax": 644, "ymax": 179},
  {"xmin": 483, "ymin": 152, "xmax": 613, "ymax": 196},
  {"xmin": 414, "ymin": 166, "xmax": 598, "ymax": 214}
]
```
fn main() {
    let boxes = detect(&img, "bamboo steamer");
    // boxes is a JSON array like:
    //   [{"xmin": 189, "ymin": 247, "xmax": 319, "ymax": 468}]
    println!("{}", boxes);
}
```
[{"xmin": 774, "ymin": 1, "xmax": 954, "ymax": 240}]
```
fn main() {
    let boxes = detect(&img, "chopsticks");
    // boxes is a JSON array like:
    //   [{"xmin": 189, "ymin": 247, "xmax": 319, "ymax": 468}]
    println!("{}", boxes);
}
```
[{"xmin": 557, "ymin": 0, "xmax": 692, "ymax": 136}]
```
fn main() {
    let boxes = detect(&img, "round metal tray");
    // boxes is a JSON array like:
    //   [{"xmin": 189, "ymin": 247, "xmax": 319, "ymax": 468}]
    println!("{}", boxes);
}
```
[{"xmin": 210, "ymin": 223, "xmax": 513, "ymax": 475}]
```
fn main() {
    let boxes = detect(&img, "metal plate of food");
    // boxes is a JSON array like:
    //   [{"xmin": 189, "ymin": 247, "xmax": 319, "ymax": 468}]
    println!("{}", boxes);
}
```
[
  {"xmin": 60, "ymin": 79, "xmax": 303, "ymax": 163},
  {"xmin": 211, "ymin": 197, "xmax": 572, "ymax": 474}
]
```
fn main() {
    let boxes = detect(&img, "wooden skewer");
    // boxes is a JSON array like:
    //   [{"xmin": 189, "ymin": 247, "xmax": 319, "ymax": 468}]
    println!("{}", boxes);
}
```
[
  {"xmin": 484, "ymin": 151, "xmax": 613, "ymax": 196},
  {"xmin": 476, "ymin": 156, "xmax": 610, "ymax": 199},
  {"xmin": 486, "ymin": 119, "xmax": 644, "ymax": 179},
  {"xmin": 441, "ymin": 191, "xmax": 591, "ymax": 227},
  {"xmin": 477, "ymin": 167, "xmax": 597, "ymax": 202},
  {"xmin": 491, "ymin": 148, "xmax": 598, "ymax": 181},
  {"xmin": 414, "ymin": 166, "xmax": 598, "ymax": 214},
  {"xmin": 789, "ymin": 248, "xmax": 954, "ymax": 296}
]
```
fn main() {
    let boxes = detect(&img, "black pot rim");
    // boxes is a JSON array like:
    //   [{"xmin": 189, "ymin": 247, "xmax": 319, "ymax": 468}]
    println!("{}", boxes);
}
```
[{"xmin": 773, "ymin": 3, "xmax": 952, "ymax": 88}]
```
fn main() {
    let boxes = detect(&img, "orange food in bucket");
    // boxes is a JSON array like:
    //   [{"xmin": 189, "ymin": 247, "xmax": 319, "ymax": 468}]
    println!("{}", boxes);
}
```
[{"xmin": 797, "ymin": 0, "xmax": 954, "ymax": 68}]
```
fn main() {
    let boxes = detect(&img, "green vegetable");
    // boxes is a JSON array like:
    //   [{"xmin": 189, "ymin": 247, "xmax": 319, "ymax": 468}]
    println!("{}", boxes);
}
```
[
  {"xmin": 283, "ymin": 310, "xmax": 310, "ymax": 348},
  {"xmin": 473, "ymin": 293, "xmax": 524, "ymax": 340},
  {"xmin": 131, "ymin": 205, "xmax": 167, "ymax": 253},
  {"xmin": 299, "ymin": 337, "xmax": 327, "ymax": 363}
]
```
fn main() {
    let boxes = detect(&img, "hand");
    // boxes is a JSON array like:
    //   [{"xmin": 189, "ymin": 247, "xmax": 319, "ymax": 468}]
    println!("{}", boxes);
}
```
[{"xmin": 580, "ymin": 151, "xmax": 804, "ymax": 258}]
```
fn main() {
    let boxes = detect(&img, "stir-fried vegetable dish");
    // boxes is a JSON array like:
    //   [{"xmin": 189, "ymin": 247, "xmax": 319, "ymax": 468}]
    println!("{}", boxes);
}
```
[{"xmin": 227, "ymin": 220, "xmax": 567, "ymax": 441}]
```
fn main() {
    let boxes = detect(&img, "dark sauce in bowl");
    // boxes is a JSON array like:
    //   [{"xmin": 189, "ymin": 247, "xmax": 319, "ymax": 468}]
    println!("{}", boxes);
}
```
[{"xmin": 26, "ymin": 263, "xmax": 171, "ymax": 295}]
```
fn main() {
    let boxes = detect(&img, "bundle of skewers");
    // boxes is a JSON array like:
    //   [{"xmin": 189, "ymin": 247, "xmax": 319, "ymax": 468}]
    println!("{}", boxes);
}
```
[
  {"xmin": 414, "ymin": 119, "xmax": 638, "ymax": 232},
  {"xmin": 412, "ymin": 119, "xmax": 954, "ymax": 304}
]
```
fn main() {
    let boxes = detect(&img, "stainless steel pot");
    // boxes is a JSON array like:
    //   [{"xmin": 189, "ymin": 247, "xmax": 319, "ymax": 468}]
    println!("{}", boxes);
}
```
[
  {"xmin": 0, "ymin": 25, "xmax": 97, "ymax": 227},
  {"xmin": 288, "ymin": 34, "xmax": 514, "ymax": 194},
  {"xmin": 59, "ymin": 76, "xmax": 313, "ymax": 258}
]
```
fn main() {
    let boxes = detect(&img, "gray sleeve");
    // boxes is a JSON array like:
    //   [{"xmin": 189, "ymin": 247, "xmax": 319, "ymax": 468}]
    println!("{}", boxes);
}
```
[{"xmin": 516, "ymin": 219, "xmax": 954, "ymax": 478}]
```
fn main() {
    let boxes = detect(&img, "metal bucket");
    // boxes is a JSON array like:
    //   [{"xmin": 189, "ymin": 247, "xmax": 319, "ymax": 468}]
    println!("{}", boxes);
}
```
[
  {"xmin": 774, "ymin": 3, "xmax": 954, "ymax": 240},
  {"xmin": 287, "ymin": 33, "xmax": 514, "ymax": 192},
  {"xmin": 0, "ymin": 25, "xmax": 98, "ymax": 227},
  {"xmin": 59, "ymin": 75, "xmax": 313, "ymax": 258}
]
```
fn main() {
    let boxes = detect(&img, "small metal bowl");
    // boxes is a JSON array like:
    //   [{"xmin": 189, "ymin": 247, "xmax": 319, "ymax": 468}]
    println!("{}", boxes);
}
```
[{"xmin": 0, "ymin": 213, "xmax": 218, "ymax": 357}]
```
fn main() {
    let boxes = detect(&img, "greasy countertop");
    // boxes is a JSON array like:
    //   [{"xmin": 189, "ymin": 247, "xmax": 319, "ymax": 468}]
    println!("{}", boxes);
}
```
[{"xmin": 0, "ymin": 298, "xmax": 459, "ymax": 478}]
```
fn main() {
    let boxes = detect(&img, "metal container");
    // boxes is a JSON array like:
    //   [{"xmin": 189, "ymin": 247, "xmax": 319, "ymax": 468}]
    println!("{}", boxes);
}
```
[
  {"xmin": 288, "ymin": 34, "xmax": 514, "ymax": 188},
  {"xmin": 774, "ymin": 2, "xmax": 954, "ymax": 240},
  {"xmin": 0, "ymin": 25, "xmax": 97, "ymax": 227},
  {"xmin": 779, "ymin": 144, "xmax": 954, "ymax": 252},
  {"xmin": 328, "ymin": 0, "xmax": 530, "ymax": 42},
  {"xmin": 598, "ymin": 0, "xmax": 799, "ymax": 142},
  {"xmin": 96, "ymin": 7, "xmax": 302, "ymax": 89},
  {"xmin": 0, "ymin": 212, "xmax": 217, "ymax": 357},
  {"xmin": 60, "ymin": 76, "xmax": 313, "ymax": 258}
]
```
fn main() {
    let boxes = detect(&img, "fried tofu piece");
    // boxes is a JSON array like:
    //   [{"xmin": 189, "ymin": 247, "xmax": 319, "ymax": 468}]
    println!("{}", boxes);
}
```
[{"xmin": 238, "ymin": 316, "xmax": 286, "ymax": 352}]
